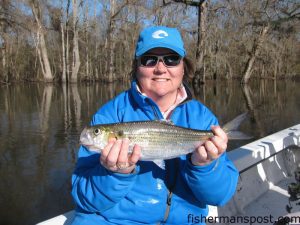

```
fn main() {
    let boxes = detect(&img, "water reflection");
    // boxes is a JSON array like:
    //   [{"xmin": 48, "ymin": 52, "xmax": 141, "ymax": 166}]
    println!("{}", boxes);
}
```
[
  {"xmin": 242, "ymin": 84, "xmax": 266, "ymax": 137},
  {"xmin": 0, "ymin": 80, "xmax": 299, "ymax": 225}
]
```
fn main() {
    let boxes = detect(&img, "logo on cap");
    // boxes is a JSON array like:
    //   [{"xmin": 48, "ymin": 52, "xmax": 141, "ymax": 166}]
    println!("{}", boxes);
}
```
[{"xmin": 152, "ymin": 30, "xmax": 168, "ymax": 39}]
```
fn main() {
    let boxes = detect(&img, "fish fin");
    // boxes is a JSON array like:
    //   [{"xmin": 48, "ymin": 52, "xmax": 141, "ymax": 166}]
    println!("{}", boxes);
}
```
[
  {"xmin": 222, "ymin": 113, "xmax": 252, "ymax": 140},
  {"xmin": 158, "ymin": 119, "xmax": 174, "ymax": 125},
  {"xmin": 108, "ymin": 132, "xmax": 117, "ymax": 140},
  {"xmin": 223, "ymin": 113, "xmax": 248, "ymax": 131},
  {"xmin": 153, "ymin": 160, "xmax": 165, "ymax": 169},
  {"xmin": 227, "ymin": 131, "xmax": 253, "ymax": 140}
]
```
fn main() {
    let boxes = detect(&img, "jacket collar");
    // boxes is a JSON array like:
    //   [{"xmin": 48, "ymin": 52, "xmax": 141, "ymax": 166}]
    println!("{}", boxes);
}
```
[{"xmin": 130, "ymin": 80, "xmax": 193, "ymax": 119}]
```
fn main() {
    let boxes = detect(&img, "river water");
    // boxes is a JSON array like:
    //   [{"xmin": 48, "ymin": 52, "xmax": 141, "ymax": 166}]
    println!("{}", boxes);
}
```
[{"xmin": 0, "ymin": 80, "xmax": 299, "ymax": 225}]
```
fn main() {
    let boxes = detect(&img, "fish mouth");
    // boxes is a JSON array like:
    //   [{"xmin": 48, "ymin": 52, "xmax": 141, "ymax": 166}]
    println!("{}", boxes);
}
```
[
  {"xmin": 80, "ymin": 140, "xmax": 90, "ymax": 145},
  {"xmin": 80, "ymin": 142, "xmax": 102, "ymax": 151},
  {"xmin": 79, "ymin": 133, "xmax": 93, "ymax": 147},
  {"xmin": 79, "ymin": 140, "xmax": 93, "ymax": 148}
]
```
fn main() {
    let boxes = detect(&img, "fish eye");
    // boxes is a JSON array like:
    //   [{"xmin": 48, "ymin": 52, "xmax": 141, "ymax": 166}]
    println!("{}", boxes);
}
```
[{"xmin": 93, "ymin": 128, "xmax": 101, "ymax": 136}]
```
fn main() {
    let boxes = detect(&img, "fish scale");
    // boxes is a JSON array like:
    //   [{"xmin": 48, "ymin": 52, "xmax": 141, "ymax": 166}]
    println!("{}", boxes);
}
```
[{"xmin": 118, "ymin": 123, "xmax": 213, "ymax": 159}]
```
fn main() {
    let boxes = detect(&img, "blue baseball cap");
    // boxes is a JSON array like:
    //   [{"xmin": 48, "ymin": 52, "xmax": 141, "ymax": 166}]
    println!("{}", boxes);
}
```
[{"xmin": 135, "ymin": 26, "xmax": 186, "ymax": 57}]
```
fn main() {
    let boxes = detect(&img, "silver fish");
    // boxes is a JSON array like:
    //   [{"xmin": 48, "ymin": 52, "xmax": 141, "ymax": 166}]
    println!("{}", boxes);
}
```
[{"xmin": 80, "ymin": 113, "xmax": 250, "ymax": 160}]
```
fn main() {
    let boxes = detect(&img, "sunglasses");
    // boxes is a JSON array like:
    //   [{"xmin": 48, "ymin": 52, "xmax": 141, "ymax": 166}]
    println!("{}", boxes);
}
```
[{"xmin": 138, "ymin": 54, "xmax": 182, "ymax": 67}]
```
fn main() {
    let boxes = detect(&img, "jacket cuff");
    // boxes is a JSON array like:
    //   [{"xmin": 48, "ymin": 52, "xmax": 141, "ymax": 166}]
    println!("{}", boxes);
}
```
[
  {"xmin": 107, "ymin": 165, "xmax": 140, "ymax": 177},
  {"xmin": 186, "ymin": 154, "xmax": 220, "ymax": 174}
]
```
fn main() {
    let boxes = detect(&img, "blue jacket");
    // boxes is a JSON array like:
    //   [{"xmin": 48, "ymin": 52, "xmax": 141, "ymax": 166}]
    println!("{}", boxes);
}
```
[{"xmin": 71, "ymin": 80, "xmax": 239, "ymax": 225}]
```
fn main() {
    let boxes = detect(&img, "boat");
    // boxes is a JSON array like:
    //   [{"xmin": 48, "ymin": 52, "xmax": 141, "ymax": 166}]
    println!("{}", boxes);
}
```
[{"xmin": 37, "ymin": 124, "xmax": 300, "ymax": 225}]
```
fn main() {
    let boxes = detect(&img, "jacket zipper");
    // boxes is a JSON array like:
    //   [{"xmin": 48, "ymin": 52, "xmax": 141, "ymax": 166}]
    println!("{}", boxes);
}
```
[
  {"xmin": 145, "ymin": 83, "xmax": 192, "ymax": 224},
  {"xmin": 157, "ymin": 191, "xmax": 173, "ymax": 225}
]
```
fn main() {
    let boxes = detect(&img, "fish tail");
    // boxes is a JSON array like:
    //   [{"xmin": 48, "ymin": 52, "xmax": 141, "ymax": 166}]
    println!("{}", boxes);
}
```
[{"xmin": 222, "ymin": 113, "xmax": 252, "ymax": 140}]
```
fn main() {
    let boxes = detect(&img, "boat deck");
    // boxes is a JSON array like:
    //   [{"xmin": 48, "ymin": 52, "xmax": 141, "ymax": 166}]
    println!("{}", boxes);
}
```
[
  {"xmin": 208, "ymin": 176, "xmax": 300, "ymax": 225},
  {"xmin": 242, "ymin": 177, "xmax": 300, "ymax": 225},
  {"xmin": 209, "ymin": 124, "xmax": 300, "ymax": 225}
]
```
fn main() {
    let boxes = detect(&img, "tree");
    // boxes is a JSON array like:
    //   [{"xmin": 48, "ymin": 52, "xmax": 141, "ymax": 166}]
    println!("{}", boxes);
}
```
[
  {"xmin": 169, "ymin": 0, "xmax": 207, "ymax": 85},
  {"xmin": 242, "ymin": 25, "xmax": 269, "ymax": 84},
  {"xmin": 0, "ymin": 0, "xmax": 11, "ymax": 83},
  {"xmin": 70, "ymin": 0, "xmax": 81, "ymax": 83},
  {"xmin": 239, "ymin": 0, "xmax": 300, "ymax": 84},
  {"xmin": 30, "ymin": 0, "xmax": 54, "ymax": 82},
  {"xmin": 105, "ymin": 0, "xmax": 135, "ymax": 82}
]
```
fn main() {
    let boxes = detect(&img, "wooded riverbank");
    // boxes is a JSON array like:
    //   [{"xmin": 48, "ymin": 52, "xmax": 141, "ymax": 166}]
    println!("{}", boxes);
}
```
[{"xmin": 0, "ymin": 0, "xmax": 299, "ymax": 84}]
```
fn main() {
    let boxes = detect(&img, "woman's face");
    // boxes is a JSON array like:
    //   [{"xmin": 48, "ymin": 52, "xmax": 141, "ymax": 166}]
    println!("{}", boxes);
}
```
[{"xmin": 136, "ymin": 48, "xmax": 184, "ymax": 101}]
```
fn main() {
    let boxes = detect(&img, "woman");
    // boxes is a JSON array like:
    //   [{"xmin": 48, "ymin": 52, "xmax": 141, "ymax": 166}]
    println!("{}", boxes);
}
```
[{"xmin": 71, "ymin": 26, "xmax": 238, "ymax": 225}]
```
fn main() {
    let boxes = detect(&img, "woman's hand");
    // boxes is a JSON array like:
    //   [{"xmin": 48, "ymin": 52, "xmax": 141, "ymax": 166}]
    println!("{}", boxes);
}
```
[
  {"xmin": 191, "ymin": 126, "xmax": 228, "ymax": 166},
  {"xmin": 100, "ymin": 138, "xmax": 141, "ymax": 174}
]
